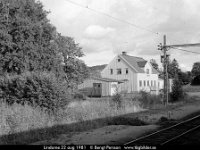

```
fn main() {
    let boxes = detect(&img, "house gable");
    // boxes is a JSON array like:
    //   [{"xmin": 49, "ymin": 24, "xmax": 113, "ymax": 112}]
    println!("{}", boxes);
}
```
[
  {"xmin": 144, "ymin": 62, "xmax": 159, "ymax": 74},
  {"xmin": 101, "ymin": 55, "xmax": 137, "ymax": 78}
]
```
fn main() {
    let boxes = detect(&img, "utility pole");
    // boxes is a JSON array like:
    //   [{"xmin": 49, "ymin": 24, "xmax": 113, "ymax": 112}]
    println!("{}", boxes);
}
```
[
  {"xmin": 158, "ymin": 36, "xmax": 200, "ymax": 106},
  {"xmin": 158, "ymin": 35, "xmax": 169, "ymax": 106}
]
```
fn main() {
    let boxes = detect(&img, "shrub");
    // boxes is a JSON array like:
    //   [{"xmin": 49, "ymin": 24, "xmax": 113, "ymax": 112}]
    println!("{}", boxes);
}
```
[
  {"xmin": 138, "ymin": 91, "xmax": 161, "ymax": 108},
  {"xmin": 0, "ymin": 71, "xmax": 71, "ymax": 113},
  {"xmin": 111, "ymin": 93, "xmax": 123, "ymax": 109},
  {"xmin": 191, "ymin": 75, "xmax": 200, "ymax": 85},
  {"xmin": 170, "ymin": 75, "xmax": 185, "ymax": 102}
]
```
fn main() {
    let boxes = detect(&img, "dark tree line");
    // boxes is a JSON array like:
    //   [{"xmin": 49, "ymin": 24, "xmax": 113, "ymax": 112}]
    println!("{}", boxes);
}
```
[
  {"xmin": 0, "ymin": 0, "xmax": 89, "ymax": 112},
  {"xmin": 0, "ymin": 0, "xmax": 89, "ymax": 84}
]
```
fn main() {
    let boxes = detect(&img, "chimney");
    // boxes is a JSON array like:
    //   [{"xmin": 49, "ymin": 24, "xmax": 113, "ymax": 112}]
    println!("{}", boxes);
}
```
[{"xmin": 122, "ymin": 51, "xmax": 127, "ymax": 55}]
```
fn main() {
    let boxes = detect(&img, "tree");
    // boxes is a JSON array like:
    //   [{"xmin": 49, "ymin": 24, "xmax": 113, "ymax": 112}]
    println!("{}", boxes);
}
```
[
  {"xmin": 0, "ymin": 0, "xmax": 62, "ymax": 74},
  {"xmin": 191, "ymin": 75, "xmax": 200, "ymax": 85},
  {"xmin": 168, "ymin": 59, "xmax": 180, "ymax": 78},
  {"xmin": 55, "ymin": 34, "xmax": 89, "ymax": 87},
  {"xmin": 178, "ymin": 71, "xmax": 192, "ymax": 85},
  {"xmin": 0, "ymin": 0, "xmax": 88, "ymax": 86},
  {"xmin": 191, "ymin": 62, "xmax": 200, "ymax": 77},
  {"xmin": 150, "ymin": 59, "xmax": 159, "ymax": 70},
  {"xmin": 170, "ymin": 74, "xmax": 184, "ymax": 102}
]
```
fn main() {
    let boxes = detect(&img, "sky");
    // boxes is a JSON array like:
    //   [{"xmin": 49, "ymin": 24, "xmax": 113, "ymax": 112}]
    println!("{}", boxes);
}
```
[{"xmin": 40, "ymin": 0, "xmax": 200, "ymax": 71}]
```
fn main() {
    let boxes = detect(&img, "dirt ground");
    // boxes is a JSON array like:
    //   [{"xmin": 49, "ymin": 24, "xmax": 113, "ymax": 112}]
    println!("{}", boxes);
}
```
[{"xmin": 32, "ymin": 95, "xmax": 200, "ymax": 145}]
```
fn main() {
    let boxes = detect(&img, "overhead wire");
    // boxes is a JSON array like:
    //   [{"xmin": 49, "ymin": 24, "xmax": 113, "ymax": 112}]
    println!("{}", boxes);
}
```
[
  {"xmin": 64, "ymin": 0, "xmax": 160, "ymax": 35},
  {"xmin": 170, "ymin": 46, "xmax": 200, "ymax": 55},
  {"xmin": 64, "ymin": 0, "xmax": 200, "ymax": 56}
]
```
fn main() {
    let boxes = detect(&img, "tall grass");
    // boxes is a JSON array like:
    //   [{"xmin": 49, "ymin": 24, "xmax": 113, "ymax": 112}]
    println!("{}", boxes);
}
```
[{"xmin": 0, "ymin": 97, "xmax": 142, "ymax": 137}]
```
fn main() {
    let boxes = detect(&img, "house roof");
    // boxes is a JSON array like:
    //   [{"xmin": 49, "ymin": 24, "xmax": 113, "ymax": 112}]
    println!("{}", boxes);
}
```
[{"xmin": 119, "ymin": 54, "xmax": 159, "ymax": 74}]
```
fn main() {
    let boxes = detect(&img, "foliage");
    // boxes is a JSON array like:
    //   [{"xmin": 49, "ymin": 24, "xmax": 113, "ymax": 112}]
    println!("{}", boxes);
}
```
[
  {"xmin": 0, "ymin": 0, "xmax": 89, "ymax": 86},
  {"xmin": 191, "ymin": 75, "xmax": 200, "ymax": 85},
  {"xmin": 111, "ymin": 85, "xmax": 123, "ymax": 108},
  {"xmin": 178, "ymin": 71, "xmax": 192, "ymax": 85},
  {"xmin": 165, "ymin": 59, "xmax": 192, "ymax": 85},
  {"xmin": 55, "ymin": 34, "xmax": 89, "ymax": 87},
  {"xmin": 138, "ymin": 91, "xmax": 162, "ymax": 108},
  {"xmin": 167, "ymin": 59, "xmax": 180, "ymax": 79},
  {"xmin": 150, "ymin": 59, "xmax": 159, "ymax": 70},
  {"xmin": 183, "ymin": 84, "xmax": 200, "ymax": 92},
  {"xmin": 170, "ymin": 75, "xmax": 185, "ymax": 102},
  {"xmin": 0, "ymin": 0, "xmax": 63, "ymax": 75},
  {"xmin": 0, "ymin": 97, "xmax": 143, "ymax": 144},
  {"xmin": 191, "ymin": 62, "xmax": 200, "ymax": 77},
  {"xmin": 111, "ymin": 93, "xmax": 123, "ymax": 109},
  {"xmin": 0, "ymin": 72, "xmax": 71, "ymax": 113},
  {"xmin": 0, "ymin": 0, "xmax": 90, "ymax": 117}
]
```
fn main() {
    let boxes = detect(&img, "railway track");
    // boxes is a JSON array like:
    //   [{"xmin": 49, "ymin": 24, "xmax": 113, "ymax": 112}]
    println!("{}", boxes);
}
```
[{"xmin": 124, "ymin": 114, "xmax": 200, "ymax": 145}]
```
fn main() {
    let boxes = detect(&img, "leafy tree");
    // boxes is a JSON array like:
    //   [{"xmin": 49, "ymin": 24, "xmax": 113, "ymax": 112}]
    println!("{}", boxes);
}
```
[
  {"xmin": 150, "ymin": 59, "xmax": 159, "ymax": 70},
  {"xmin": 170, "ymin": 74, "xmax": 184, "ymax": 102},
  {"xmin": 178, "ymin": 71, "xmax": 192, "ymax": 85},
  {"xmin": 191, "ymin": 75, "xmax": 200, "ymax": 85},
  {"xmin": 0, "ymin": 0, "xmax": 62, "ymax": 75},
  {"xmin": 167, "ymin": 59, "xmax": 180, "ymax": 78},
  {"xmin": 191, "ymin": 62, "xmax": 200, "ymax": 77},
  {"xmin": 55, "ymin": 34, "xmax": 89, "ymax": 87},
  {"xmin": 0, "ymin": 0, "xmax": 89, "ymax": 110}
]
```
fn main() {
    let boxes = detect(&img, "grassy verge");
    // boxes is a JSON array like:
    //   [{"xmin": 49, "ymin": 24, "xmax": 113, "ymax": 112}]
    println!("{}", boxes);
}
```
[
  {"xmin": 1, "ymin": 91, "xmax": 198, "ymax": 145},
  {"xmin": 0, "ymin": 97, "xmax": 145, "ymax": 144},
  {"xmin": 183, "ymin": 84, "xmax": 200, "ymax": 92}
]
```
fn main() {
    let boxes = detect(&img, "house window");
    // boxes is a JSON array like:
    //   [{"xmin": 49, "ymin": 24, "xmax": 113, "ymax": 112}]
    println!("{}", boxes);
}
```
[
  {"xmin": 117, "ymin": 68, "xmax": 122, "ymax": 75},
  {"xmin": 147, "ymin": 81, "xmax": 149, "ymax": 86},
  {"xmin": 139, "ymin": 80, "xmax": 142, "ymax": 87},
  {"xmin": 117, "ymin": 59, "xmax": 121, "ymax": 62},
  {"xmin": 151, "ymin": 80, "xmax": 153, "ymax": 86},
  {"xmin": 125, "ymin": 68, "xmax": 128, "ymax": 74},
  {"xmin": 110, "ymin": 69, "xmax": 113, "ymax": 75},
  {"xmin": 146, "ymin": 69, "xmax": 150, "ymax": 74},
  {"xmin": 158, "ymin": 82, "xmax": 160, "ymax": 88},
  {"xmin": 144, "ymin": 80, "xmax": 146, "ymax": 87},
  {"xmin": 154, "ymin": 81, "xmax": 156, "ymax": 87}
]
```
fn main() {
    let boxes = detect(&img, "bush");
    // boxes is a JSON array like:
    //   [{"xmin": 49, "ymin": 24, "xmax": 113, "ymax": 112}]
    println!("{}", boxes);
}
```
[
  {"xmin": 111, "ymin": 93, "xmax": 123, "ymax": 109},
  {"xmin": 191, "ymin": 75, "xmax": 200, "ymax": 85},
  {"xmin": 170, "ymin": 75, "xmax": 185, "ymax": 102},
  {"xmin": 0, "ymin": 71, "xmax": 71, "ymax": 113},
  {"xmin": 138, "ymin": 91, "xmax": 161, "ymax": 108}
]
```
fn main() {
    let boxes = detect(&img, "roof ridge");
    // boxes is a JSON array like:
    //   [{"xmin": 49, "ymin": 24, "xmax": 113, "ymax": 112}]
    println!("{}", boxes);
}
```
[{"xmin": 120, "ymin": 54, "xmax": 145, "ymax": 59}]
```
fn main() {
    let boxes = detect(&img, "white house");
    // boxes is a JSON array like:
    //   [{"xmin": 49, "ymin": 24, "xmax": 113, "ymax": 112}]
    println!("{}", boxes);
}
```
[
  {"xmin": 78, "ymin": 51, "xmax": 171, "ymax": 97},
  {"xmin": 101, "ymin": 52, "xmax": 164, "ymax": 95}
]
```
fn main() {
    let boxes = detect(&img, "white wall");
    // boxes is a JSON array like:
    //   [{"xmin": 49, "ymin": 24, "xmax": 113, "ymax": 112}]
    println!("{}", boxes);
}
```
[
  {"xmin": 143, "ymin": 62, "xmax": 153, "ymax": 74},
  {"xmin": 137, "ymin": 73, "xmax": 159, "ymax": 94}
]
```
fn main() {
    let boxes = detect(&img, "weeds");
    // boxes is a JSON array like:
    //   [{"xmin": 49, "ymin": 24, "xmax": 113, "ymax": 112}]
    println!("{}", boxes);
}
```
[
  {"xmin": 138, "ymin": 91, "xmax": 162, "ymax": 108},
  {"xmin": 0, "ymin": 97, "xmax": 143, "ymax": 141}
]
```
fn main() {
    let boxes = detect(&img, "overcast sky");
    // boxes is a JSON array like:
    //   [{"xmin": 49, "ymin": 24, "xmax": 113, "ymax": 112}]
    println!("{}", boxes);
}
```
[{"xmin": 40, "ymin": 0, "xmax": 200, "ymax": 71}]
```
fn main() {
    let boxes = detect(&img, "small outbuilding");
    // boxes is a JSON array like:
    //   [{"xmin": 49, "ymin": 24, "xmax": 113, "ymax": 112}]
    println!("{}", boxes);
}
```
[{"xmin": 78, "ymin": 77, "xmax": 124, "ymax": 97}]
